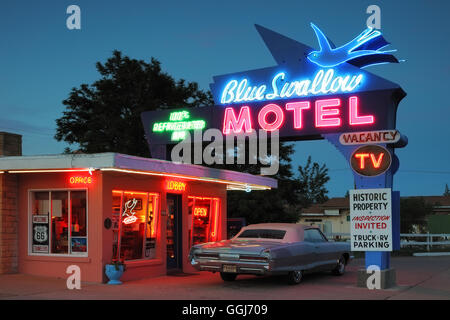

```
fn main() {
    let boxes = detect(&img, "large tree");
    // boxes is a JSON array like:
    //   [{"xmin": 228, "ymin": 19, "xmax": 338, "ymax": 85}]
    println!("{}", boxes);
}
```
[{"xmin": 55, "ymin": 50, "xmax": 212, "ymax": 157}]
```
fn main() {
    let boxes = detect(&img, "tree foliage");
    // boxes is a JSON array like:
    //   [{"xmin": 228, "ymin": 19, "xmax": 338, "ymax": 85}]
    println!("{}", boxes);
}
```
[
  {"xmin": 296, "ymin": 156, "xmax": 330, "ymax": 208},
  {"xmin": 55, "ymin": 50, "xmax": 212, "ymax": 157},
  {"xmin": 400, "ymin": 197, "xmax": 433, "ymax": 233},
  {"xmin": 227, "ymin": 151, "xmax": 330, "ymax": 224}
]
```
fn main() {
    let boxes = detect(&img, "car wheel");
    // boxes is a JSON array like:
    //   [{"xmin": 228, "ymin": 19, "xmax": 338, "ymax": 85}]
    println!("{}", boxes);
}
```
[
  {"xmin": 220, "ymin": 272, "xmax": 238, "ymax": 282},
  {"xmin": 332, "ymin": 256, "xmax": 346, "ymax": 276},
  {"xmin": 287, "ymin": 270, "xmax": 303, "ymax": 285}
]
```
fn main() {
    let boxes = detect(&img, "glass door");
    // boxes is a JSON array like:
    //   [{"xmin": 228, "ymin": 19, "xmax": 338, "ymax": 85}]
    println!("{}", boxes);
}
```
[{"xmin": 166, "ymin": 194, "xmax": 182, "ymax": 270}]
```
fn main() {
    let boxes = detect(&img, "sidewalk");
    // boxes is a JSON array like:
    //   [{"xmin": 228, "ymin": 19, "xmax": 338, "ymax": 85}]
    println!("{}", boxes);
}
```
[{"xmin": 0, "ymin": 256, "xmax": 449, "ymax": 300}]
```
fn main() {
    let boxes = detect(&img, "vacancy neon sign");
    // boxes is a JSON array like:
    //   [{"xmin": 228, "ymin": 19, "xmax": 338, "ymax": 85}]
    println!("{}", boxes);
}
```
[
  {"xmin": 222, "ymin": 96, "xmax": 374, "ymax": 134},
  {"xmin": 220, "ymin": 69, "xmax": 363, "ymax": 104}
]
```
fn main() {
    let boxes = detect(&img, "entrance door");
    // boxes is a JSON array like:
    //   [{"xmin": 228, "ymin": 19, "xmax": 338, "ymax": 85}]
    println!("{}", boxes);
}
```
[{"xmin": 166, "ymin": 194, "xmax": 182, "ymax": 271}]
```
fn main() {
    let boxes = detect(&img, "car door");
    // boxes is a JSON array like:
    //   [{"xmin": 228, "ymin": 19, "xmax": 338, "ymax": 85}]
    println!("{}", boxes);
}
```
[
  {"xmin": 308, "ymin": 228, "xmax": 336, "ymax": 269},
  {"xmin": 304, "ymin": 228, "xmax": 334, "ymax": 270}
]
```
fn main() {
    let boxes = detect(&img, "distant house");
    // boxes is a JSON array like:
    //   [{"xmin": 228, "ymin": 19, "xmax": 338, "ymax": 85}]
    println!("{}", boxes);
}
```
[
  {"xmin": 297, "ymin": 197, "xmax": 350, "ymax": 238},
  {"xmin": 298, "ymin": 195, "xmax": 450, "ymax": 237}
]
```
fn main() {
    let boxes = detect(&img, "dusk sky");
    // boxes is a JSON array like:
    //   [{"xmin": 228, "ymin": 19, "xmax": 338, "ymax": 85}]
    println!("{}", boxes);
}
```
[{"xmin": 1, "ymin": 0, "xmax": 449, "ymax": 197}]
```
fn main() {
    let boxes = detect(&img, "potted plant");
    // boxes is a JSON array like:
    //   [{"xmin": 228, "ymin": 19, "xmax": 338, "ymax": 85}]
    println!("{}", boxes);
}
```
[{"xmin": 105, "ymin": 258, "xmax": 126, "ymax": 285}]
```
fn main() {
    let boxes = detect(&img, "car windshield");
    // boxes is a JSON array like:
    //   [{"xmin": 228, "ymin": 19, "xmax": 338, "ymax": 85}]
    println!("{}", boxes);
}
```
[{"xmin": 237, "ymin": 229, "xmax": 286, "ymax": 240}]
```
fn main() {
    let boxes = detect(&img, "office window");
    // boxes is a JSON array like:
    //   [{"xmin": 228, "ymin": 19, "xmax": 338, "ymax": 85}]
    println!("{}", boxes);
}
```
[{"xmin": 30, "ymin": 190, "xmax": 87, "ymax": 255}]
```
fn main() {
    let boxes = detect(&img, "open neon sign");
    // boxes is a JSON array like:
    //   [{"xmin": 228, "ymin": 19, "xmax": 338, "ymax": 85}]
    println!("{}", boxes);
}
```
[
  {"xmin": 194, "ymin": 207, "xmax": 208, "ymax": 217},
  {"xmin": 223, "ymin": 96, "xmax": 374, "ymax": 134}
]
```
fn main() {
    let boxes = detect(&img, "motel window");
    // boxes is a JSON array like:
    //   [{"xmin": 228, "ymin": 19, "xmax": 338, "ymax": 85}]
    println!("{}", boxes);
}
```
[
  {"xmin": 188, "ymin": 196, "xmax": 220, "ymax": 247},
  {"xmin": 112, "ymin": 191, "xmax": 160, "ymax": 261},
  {"xmin": 30, "ymin": 190, "xmax": 87, "ymax": 255}
]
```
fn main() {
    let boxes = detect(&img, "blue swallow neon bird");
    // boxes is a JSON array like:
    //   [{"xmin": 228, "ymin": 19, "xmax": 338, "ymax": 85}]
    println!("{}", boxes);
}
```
[{"xmin": 307, "ymin": 23, "xmax": 399, "ymax": 68}]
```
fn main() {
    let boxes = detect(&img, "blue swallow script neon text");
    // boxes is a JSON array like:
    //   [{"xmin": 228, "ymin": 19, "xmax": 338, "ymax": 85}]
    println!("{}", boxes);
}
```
[{"xmin": 220, "ymin": 69, "xmax": 364, "ymax": 104}]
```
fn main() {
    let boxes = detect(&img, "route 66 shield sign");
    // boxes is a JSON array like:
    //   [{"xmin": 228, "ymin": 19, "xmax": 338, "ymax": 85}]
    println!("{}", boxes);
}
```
[{"xmin": 33, "ymin": 225, "xmax": 48, "ymax": 243}]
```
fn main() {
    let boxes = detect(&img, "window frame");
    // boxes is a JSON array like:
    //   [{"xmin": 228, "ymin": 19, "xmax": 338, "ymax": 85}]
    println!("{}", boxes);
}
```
[{"xmin": 28, "ymin": 188, "xmax": 89, "ymax": 257}]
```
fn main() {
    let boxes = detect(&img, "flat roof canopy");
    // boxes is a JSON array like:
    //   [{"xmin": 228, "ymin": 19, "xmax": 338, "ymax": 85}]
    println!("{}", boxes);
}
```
[{"xmin": 0, "ymin": 152, "xmax": 277, "ymax": 191}]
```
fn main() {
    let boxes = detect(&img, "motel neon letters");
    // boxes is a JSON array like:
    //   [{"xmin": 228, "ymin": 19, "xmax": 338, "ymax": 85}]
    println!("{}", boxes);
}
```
[{"xmin": 222, "ymin": 96, "xmax": 374, "ymax": 134}]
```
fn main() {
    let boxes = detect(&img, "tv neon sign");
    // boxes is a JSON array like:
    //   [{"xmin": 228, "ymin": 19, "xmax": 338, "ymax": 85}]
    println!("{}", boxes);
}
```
[
  {"xmin": 222, "ymin": 96, "xmax": 375, "ymax": 134},
  {"xmin": 152, "ymin": 110, "xmax": 206, "ymax": 141},
  {"xmin": 220, "ymin": 69, "xmax": 364, "ymax": 104}
]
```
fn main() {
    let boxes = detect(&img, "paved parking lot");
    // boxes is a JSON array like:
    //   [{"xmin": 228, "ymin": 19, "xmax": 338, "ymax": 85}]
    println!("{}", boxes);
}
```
[{"xmin": 0, "ymin": 256, "xmax": 449, "ymax": 300}]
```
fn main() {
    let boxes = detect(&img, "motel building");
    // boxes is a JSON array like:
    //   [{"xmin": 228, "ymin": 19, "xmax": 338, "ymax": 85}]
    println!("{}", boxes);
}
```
[{"xmin": 0, "ymin": 132, "xmax": 276, "ymax": 282}]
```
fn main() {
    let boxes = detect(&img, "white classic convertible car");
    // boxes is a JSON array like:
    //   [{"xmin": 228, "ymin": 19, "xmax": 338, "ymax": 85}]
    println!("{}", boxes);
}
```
[{"xmin": 189, "ymin": 223, "xmax": 352, "ymax": 284}]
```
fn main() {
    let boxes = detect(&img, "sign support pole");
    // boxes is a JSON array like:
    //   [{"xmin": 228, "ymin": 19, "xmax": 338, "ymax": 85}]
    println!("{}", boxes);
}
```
[{"xmin": 324, "ymin": 133, "xmax": 400, "ymax": 288}]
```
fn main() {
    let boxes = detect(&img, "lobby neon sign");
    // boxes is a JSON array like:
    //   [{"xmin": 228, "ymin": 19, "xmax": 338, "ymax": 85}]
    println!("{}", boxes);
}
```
[
  {"xmin": 222, "ymin": 96, "xmax": 375, "ymax": 134},
  {"xmin": 220, "ymin": 69, "xmax": 364, "ymax": 105}
]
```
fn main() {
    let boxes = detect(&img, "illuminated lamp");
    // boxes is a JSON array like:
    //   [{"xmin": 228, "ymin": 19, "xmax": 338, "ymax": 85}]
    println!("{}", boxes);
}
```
[
  {"xmin": 257, "ymin": 104, "xmax": 284, "ymax": 131},
  {"xmin": 349, "ymin": 96, "xmax": 374, "ymax": 125}
]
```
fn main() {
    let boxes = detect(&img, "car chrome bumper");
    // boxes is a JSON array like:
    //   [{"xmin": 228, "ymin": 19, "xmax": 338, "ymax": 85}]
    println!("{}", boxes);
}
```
[{"xmin": 190, "ymin": 258, "xmax": 271, "ymax": 275}]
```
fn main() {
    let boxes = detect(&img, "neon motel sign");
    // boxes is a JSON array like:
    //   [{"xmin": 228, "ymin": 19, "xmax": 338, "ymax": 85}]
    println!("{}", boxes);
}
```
[{"xmin": 222, "ymin": 96, "xmax": 374, "ymax": 134}]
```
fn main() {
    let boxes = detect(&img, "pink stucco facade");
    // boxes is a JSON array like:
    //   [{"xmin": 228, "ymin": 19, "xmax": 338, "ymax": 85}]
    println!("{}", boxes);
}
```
[{"xmin": 14, "ymin": 170, "xmax": 227, "ymax": 283}]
